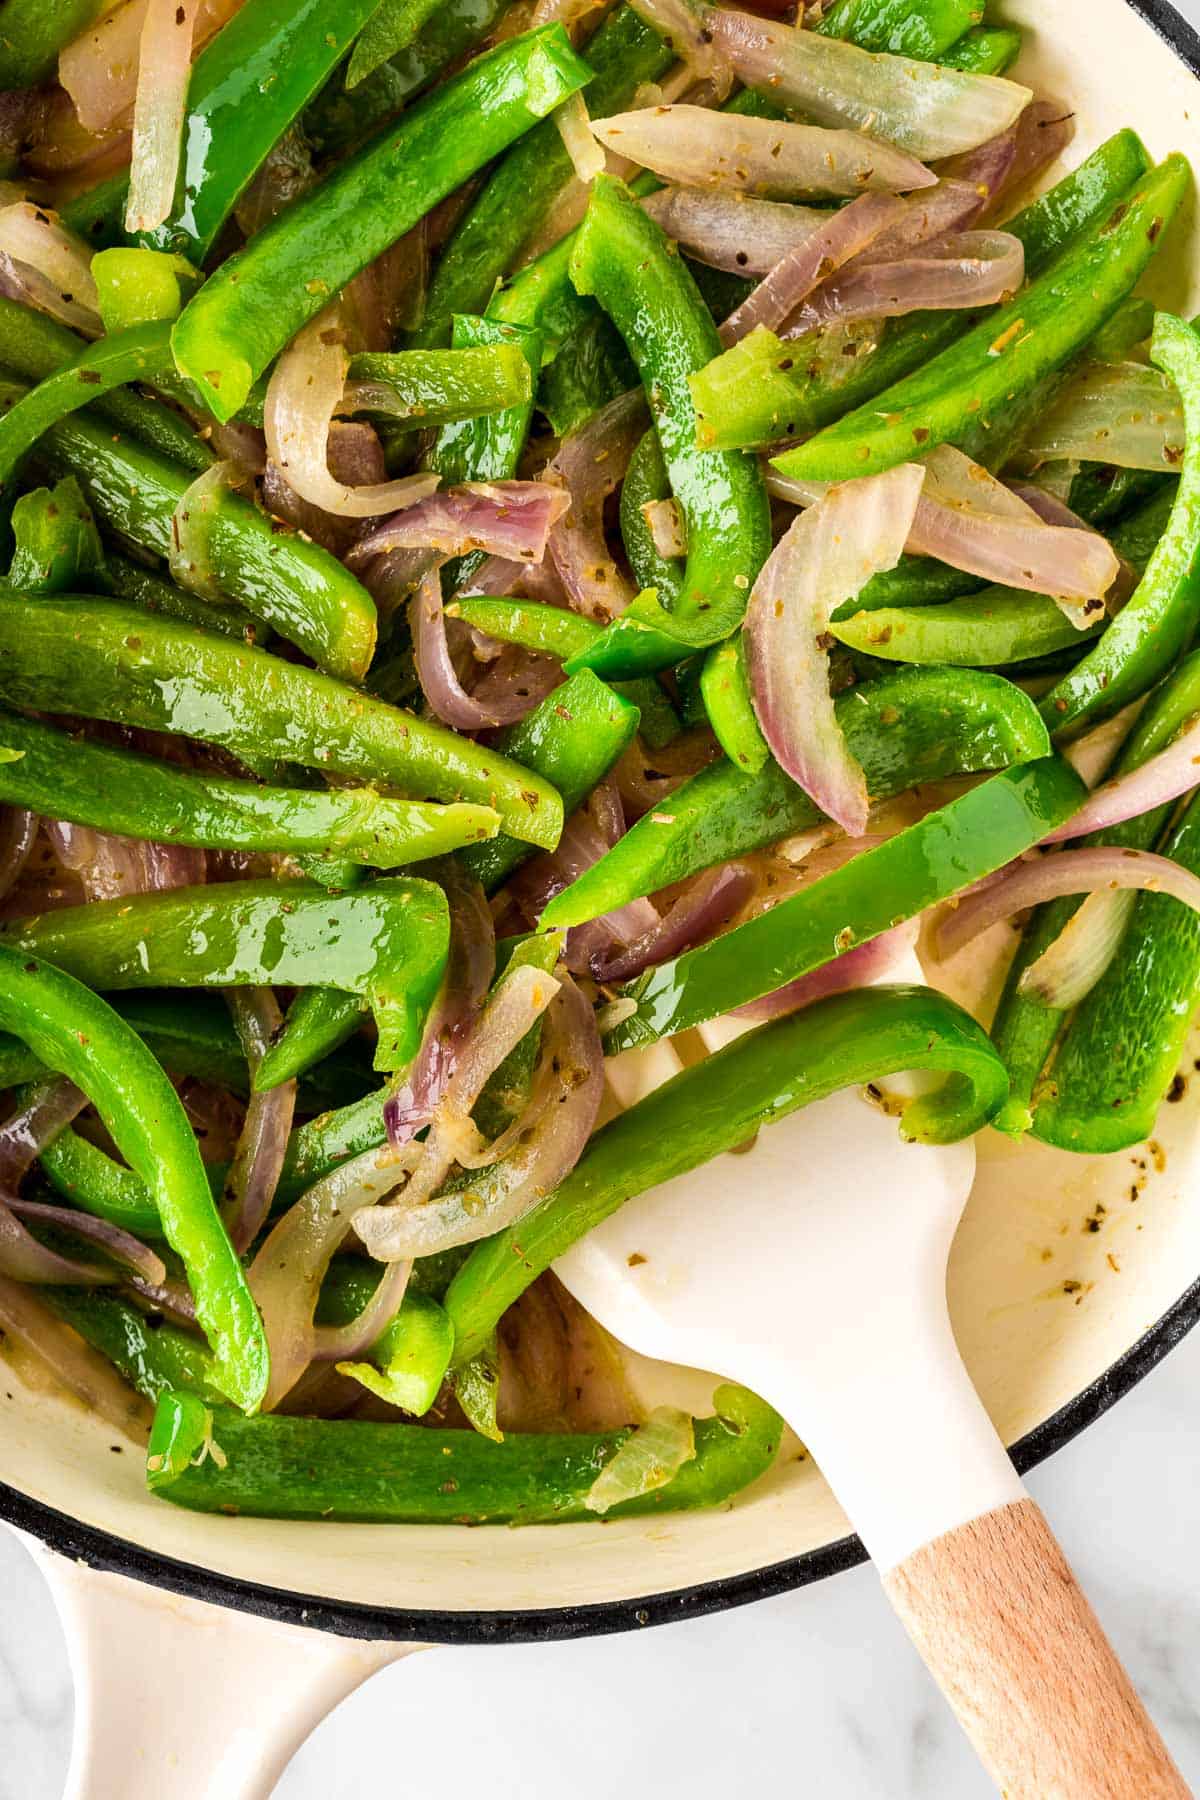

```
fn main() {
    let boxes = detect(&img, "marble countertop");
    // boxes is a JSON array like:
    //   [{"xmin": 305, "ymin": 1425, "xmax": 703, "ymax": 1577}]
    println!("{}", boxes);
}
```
[{"xmin": 5, "ymin": 1319, "xmax": 1200, "ymax": 1799}]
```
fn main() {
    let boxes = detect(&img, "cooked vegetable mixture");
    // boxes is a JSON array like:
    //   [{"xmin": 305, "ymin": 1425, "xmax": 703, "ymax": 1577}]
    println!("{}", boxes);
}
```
[{"xmin": 0, "ymin": 0, "xmax": 1195, "ymax": 1524}]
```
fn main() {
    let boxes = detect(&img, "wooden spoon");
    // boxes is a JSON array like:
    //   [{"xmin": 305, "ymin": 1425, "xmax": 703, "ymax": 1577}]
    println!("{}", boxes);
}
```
[{"xmin": 555, "ymin": 964, "xmax": 1190, "ymax": 1800}]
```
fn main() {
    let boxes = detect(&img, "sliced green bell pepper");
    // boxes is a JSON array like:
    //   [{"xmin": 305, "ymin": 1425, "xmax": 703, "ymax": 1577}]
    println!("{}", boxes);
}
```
[{"xmin": 7, "ymin": 477, "xmax": 106, "ymax": 594}]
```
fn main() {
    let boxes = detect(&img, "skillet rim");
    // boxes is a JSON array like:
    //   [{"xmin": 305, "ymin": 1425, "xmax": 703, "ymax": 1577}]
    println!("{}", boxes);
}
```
[{"xmin": 3, "ymin": 0, "xmax": 1200, "ymax": 1648}]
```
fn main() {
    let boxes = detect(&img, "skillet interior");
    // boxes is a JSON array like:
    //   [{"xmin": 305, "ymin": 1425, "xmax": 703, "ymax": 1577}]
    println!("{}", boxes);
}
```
[{"xmin": 4, "ymin": 0, "xmax": 1200, "ymax": 1644}]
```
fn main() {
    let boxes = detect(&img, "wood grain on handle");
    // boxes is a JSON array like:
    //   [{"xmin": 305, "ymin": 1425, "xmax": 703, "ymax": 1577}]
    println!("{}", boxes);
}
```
[{"xmin": 884, "ymin": 1498, "xmax": 1190, "ymax": 1800}]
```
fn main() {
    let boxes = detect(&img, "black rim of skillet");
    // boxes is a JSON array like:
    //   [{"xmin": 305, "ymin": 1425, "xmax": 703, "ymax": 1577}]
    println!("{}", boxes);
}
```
[{"xmin": 3, "ymin": 0, "xmax": 1200, "ymax": 1650}]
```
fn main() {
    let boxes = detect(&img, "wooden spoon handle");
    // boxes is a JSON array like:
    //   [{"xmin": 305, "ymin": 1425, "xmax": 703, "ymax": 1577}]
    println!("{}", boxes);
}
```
[{"xmin": 883, "ymin": 1497, "xmax": 1189, "ymax": 1799}]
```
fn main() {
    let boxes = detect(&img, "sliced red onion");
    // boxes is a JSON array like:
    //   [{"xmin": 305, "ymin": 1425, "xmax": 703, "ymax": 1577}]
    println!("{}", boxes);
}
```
[
  {"xmin": 7, "ymin": 1198, "xmax": 166, "ymax": 1285},
  {"xmin": 222, "ymin": 988, "xmax": 296, "ymax": 1256},
  {"xmin": 0, "ymin": 201, "xmax": 101, "ymax": 336},
  {"xmin": 264, "ymin": 313, "xmax": 441, "ymax": 519},
  {"xmin": 465, "ymin": 643, "xmax": 562, "ymax": 722},
  {"xmin": 936, "ymin": 847, "xmax": 1200, "ymax": 961},
  {"xmin": 462, "ymin": 551, "xmax": 570, "ymax": 608},
  {"xmin": 249, "ymin": 1142, "xmax": 422, "ymax": 1409},
  {"xmin": 704, "ymin": 7, "xmax": 1031, "ymax": 160},
  {"xmin": 384, "ymin": 867, "xmax": 495, "ymax": 1151},
  {"xmin": 125, "ymin": 1274, "xmax": 197, "ymax": 1325},
  {"xmin": 60, "ymin": 0, "xmax": 243, "ymax": 135},
  {"xmin": 720, "ymin": 190, "xmax": 906, "ymax": 347},
  {"xmin": 413, "ymin": 567, "xmax": 545, "ymax": 730},
  {"xmin": 1021, "ymin": 361, "xmax": 1185, "ymax": 472},
  {"xmin": 639, "ymin": 186, "xmax": 829, "ymax": 276},
  {"xmin": 546, "ymin": 388, "xmax": 647, "ymax": 622},
  {"xmin": 509, "ymin": 795, "xmax": 660, "ymax": 970},
  {"xmin": 733, "ymin": 917, "xmax": 920, "ymax": 1020},
  {"xmin": 1009, "ymin": 481, "xmax": 1138, "ymax": 611},
  {"xmin": 1015, "ymin": 888, "xmax": 1137, "ymax": 1009},
  {"xmin": 781, "ymin": 228, "xmax": 1023, "ymax": 334},
  {"xmin": 351, "ymin": 481, "xmax": 570, "ymax": 569},
  {"xmin": 746, "ymin": 462, "xmax": 924, "ymax": 834},
  {"xmin": 847, "ymin": 178, "xmax": 994, "ymax": 264},
  {"xmin": 0, "ymin": 1274, "xmax": 153, "ymax": 1441},
  {"xmin": 929, "ymin": 131, "xmax": 1017, "ymax": 216},
  {"xmin": 22, "ymin": 98, "xmax": 129, "ymax": 180},
  {"xmin": 355, "ymin": 973, "xmax": 602, "ymax": 1262},
  {"xmin": 310, "ymin": 1260, "xmax": 412, "ymax": 1364},
  {"xmin": 590, "ymin": 106, "xmax": 936, "ymax": 201},
  {"xmin": 592, "ymin": 861, "xmax": 756, "ymax": 982},
  {"xmin": 643, "ymin": 497, "xmax": 687, "ymax": 559},
  {"xmin": 1042, "ymin": 714, "xmax": 1200, "ymax": 845},
  {"xmin": 0, "ymin": 1077, "xmax": 87, "ymax": 1189},
  {"xmin": 936, "ymin": 99, "xmax": 1076, "ymax": 216},
  {"xmin": 263, "ymin": 428, "xmax": 389, "ymax": 556},
  {"xmin": 208, "ymin": 419, "xmax": 267, "ymax": 478},
  {"xmin": 43, "ymin": 818, "xmax": 205, "ymax": 900},
  {"xmin": 555, "ymin": 92, "xmax": 605, "ymax": 184},
  {"xmin": 0, "ymin": 808, "xmax": 37, "ymax": 906},
  {"xmin": 357, "ymin": 545, "xmax": 441, "ymax": 617},
  {"xmin": 357, "ymin": 962, "xmax": 563, "ymax": 1259},
  {"xmin": 627, "ymin": 0, "xmax": 733, "ymax": 95},
  {"xmin": 125, "ymin": 0, "xmax": 197, "ymax": 233}
]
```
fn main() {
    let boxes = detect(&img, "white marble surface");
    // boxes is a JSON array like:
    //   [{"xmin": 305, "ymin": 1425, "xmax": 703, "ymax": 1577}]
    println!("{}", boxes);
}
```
[{"xmin": 4, "ymin": 1321, "xmax": 1200, "ymax": 1799}]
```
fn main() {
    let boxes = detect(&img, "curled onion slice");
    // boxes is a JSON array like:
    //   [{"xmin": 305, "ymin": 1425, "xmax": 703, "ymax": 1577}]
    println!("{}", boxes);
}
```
[
  {"xmin": 1016, "ymin": 888, "xmax": 1138, "ymax": 1010},
  {"xmin": 782, "ymin": 228, "xmax": 1024, "ymax": 333},
  {"xmin": 746, "ymin": 462, "xmax": 925, "ymax": 833},
  {"xmin": 264, "ymin": 314, "xmax": 441, "ymax": 519},
  {"xmin": 936, "ymin": 847, "xmax": 1200, "ymax": 962},
  {"xmin": 1021, "ymin": 361, "xmax": 1186, "ymax": 472},
  {"xmin": 592, "ymin": 861, "xmax": 755, "ymax": 983},
  {"xmin": 704, "ymin": 7, "xmax": 1031, "ymax": 160},
  {"xmin": 310, "ymin": 1260, "xmax": 412, "ymax": 1364},
  {"xmin": 125, "ymin": 0, "xmax": 197, "ymax": 233},
  {"xmin": 1042, "ymin": 714, "xmax": 1200, "ymax": 845},
  {"xmin": 627, "ymin": 0, "xmax": 733, "ymax": 95},
  {"xmin": 412, "ymin": 567, "xmax": 548, "ymax": 730},
  {"xmin": 44, "ymin": 817, "xmax": 205, "ymax": 899},
  {"xmin": 352, "ymin": 481, "xmax": 570, "ymax": 568},
  {"xmin": 0, "ymin": 202, "xmax": 100, "ymax": 336},
  {"xmin": 222, "ymin": 989, "xmax": 296, "ymax": 1256},
  {"xmin": 546, "ymin": 388, "xmax": 647, "ymax": 621},
  {"xmin": 589, "ymin": 106, "xmax": 936, "ymax": 200},
  {"xmin": 639, "ymin": 186, "xmax": 829, "ymax": 275},
  {"xmin": 720, "ymin": 190, "xmax": 906, "ymax": 347}
]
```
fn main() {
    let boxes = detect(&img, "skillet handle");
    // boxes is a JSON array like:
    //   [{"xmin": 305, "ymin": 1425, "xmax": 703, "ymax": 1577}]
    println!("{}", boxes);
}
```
[
  {"xmin": 27, "ymin": 1540, "xmax": 420, "ymax": 1799},
  {"xmin": 883, "ymin": 1499, "xmax": 1190, "ymax": 1800}
]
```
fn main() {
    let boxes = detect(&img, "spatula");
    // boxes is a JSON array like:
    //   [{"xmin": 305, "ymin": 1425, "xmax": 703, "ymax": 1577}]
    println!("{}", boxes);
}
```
[{"xmin": 555, "ymin": 957, "xmax": 1190, "ymax": 1800}]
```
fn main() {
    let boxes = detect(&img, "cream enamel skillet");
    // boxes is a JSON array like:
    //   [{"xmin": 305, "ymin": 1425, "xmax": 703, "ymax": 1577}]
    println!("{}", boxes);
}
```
[{"xmin": 6, "ymin": 3, "xmax": 1200, "ymax": 1795}]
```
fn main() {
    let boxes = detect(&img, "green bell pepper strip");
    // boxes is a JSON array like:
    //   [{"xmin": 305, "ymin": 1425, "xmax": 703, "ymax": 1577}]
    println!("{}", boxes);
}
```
[
  {"xmin": 410, "ymin": 7, "xmax": 675, "ymax": 351},
  {"xmin": 0, "ymin": 877, "xmax": 450, "ymax": 1074},
  {"xmin": 447, "ymin": 984, "xmax": 1010, "ymax": 1363},
  {"xmin": 337, "ymin": 1290, "xmax": 455, "ymax": 1416},
  {"xmin": 991, "ymin": 641, "xmax": 1200, "ymax": 1136},
  {"xmin": 0, "ymin": 945, "xmax": 268, "ymax": 1411},
  {"xmin": 844, "ymin": 556, "xmax": 984, "ymax": 612},
  {"xmin": 691, "ymin": 130, "xmax": 1153, "ymax": 454},
  {"xmin": 459, "ymin": 668, "xmax": 640, "ymax": 892},
  {"xmin": 1039, "ymin": 312, "xmax": 1200, "ymax": 738},
  {"xmin": 8, "ymin": 477, "xmax": 107, "ymax": 593},
  {"xmin": 346, "ymin": 0, "xmax": 444, "ymax": 88},
  {"xmin": 603, "ymin": 758, "xmax": 1086, "ymax": 1052},
  {"xmin": 0, "ymin": 295, "xmax": 214, "ymax": 475},
  {"xmin": 137, "ymin": 0, "xmax": 380, "ymax": 266},
  {"xmin": 812, "ymin": 0, "xmax": 982, "ymax": 56},
  {"xmin": 46, "ymin": 1291, "xmax": 226, "ymax": 1408},
  {"xmin": 0, "ymin": 595, "xmax": 562, "ymax": 847},
  {"xmin": 2, "ymin": 384, "xmax": 376, "ymax": 681},
  {"xmin": 541, "ymin": 665, "xmax": 1051, "ymax": 925},
  {"xmin": 0, "ymin": 0, "xmax": 108, "ymax": 87},
  {"xmin": 426, "ymin": 314, "xmax": 543, "ymax": 593},
  {"xmin": 59, "ymin": 172, "xmax": 131, "ymax": 254},
  {"xmin": 92, "ymin": 250, "xmax": 201, "ymax": 333},
  {"xmin": 560, "ymin": 587, "xmax": 696, "ymax": 683},
  {"xmin": 0, "ymin": 322, "xmax": 177, "ymax": 493},
  {"xmin": 620, "ymin": 429, "xmax": 684, "ymax": 609},
  {"xmin": 772, "ymin": 155, "xmax": 1189, "ymax": 484},
  {"xmin": 1067, "ymin": 464, "xmax": 1168, "ymax": 530},
  {"xmin": 699, "ymin": 635, "xmax": 767, "ymax": 773},
  {"xmin": 346, "ymin": 344, "xmax": 532, "ymax": 425},
  {"xmin": 570, "ymin": 175, "xmax": 772, "ymax": 649},
  {"xmin": 1027, "ymin": 788, "xmax": 1200, "ymax": 1153},
  {"xmin": 171, "ymin": 24, "xmax": 592, "ymax": 422},
  {"xmin": 536, "ymin": 311, "xmax": 640, "ymax": 441},
  {"xmin": 0, "ymin": 708, "xmax": 499, "ymax": 867},
  {"xmin": 303, "ymin": 0, "xmax": 510, "ymax": 162},
  {"xmin": 105, "ymin": 550, "xmax": 261, "ymax": 641},
  {"xmin": 145, "ymin": 1381, "xmax": 779, "ymax": 1521},
  {"xmin": 38, "ymin": 1130, "xmax": 171, "ymax": 1240},
  {"xmin": 938, "ymin": 25, "xmax": 1021, "ymax": 73},
  {"xmin": 253, "ymin": 988, "xmax": 364, "ymax": 1093},
  {"xmin": 832, "ymin": 593, "xmax": 1102, "ymax": 667},
  {"xmin": 449, "ymin": 595, "xmax": 600, "ymax": 663}
]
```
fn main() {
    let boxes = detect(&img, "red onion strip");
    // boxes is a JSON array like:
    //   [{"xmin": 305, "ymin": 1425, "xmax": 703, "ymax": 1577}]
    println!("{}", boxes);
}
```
[
  {"xmin": 1041, "ymin": 714, "xmax": 1200, "ymax": 845},
  {"xmin": 592, "ymin": 861, "xmax": 756, "ymax": 983},
  {"xmin": 1015, "ymin": 888, "xmax": 1137, "ymax": 1010},
  {"xmin": 310, "ymin": 1260, "xmax": 412, "ymax": 1363},
  {"xmin": 733, "ymin": 918, "xmax": 920, "ymax": 1021},
  {"xmin": 590, "ymin": 106, "xmax": 936, "ymax": 200},
  {"xmin": 782, "ymin": 229, "xmax": 1024, "ymax": 334},
  {"xmin": 0, "ymin": 1274, "xmax": 154, "ymax": 1440},
  {"xmin": 222, "ymin": 988, "xmax": 296, "ymax": 1256},
  {"xmin": 61, "ymin": 0, "xmax": 244, "ymax": 135},
  {"xmin": 0, "ymin": 202, "xmax": 101, "ymax": 336},
  {"xmin": 412, "ymin": 567, "xmax": 544, "ymax": 729},
  {"xmin": 1020, "ymin": 361, "xmax": 1185, "ymax": 472},
  {"xmin": 720, "ymin": 190, "xmax": 907, "ymax": 347},
  {"xmin": 546, "ymin": 388, "xmax": 648, "ymax": 622},
  {"xmin": 351, "ymin": 481, "xmax": 570, "ymax": 569},
  {"xmin": 746, "ymin": 462, "xmax": 925, "ymax": 835},
  {"xmin": 936, "ymin": 847, "xmax": 1200, "ymax": 961},
  {"xmin": 125, "ymin": 0, "xmax": 197, "ymax": 234},
  {"xmin": 7, "ymin": 1199, "xmax": 166, "ymax": 1284},
  {"xmin": 639, "ymin": 186, "xmax": 829, "ymax": 276},
  {"xmin": 555, "ymin": 92, "xmax": 605, "ymax": 184}
]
